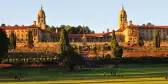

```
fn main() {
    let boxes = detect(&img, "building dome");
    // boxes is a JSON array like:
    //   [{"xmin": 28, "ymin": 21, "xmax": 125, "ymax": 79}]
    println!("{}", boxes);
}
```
[
  {"xmin": 120, "ymin": 6, "xmax": 126, "ymax": 15},
  {"xmin": 38, "ymin": 7, "xmax": 45, "ymax": 18}
]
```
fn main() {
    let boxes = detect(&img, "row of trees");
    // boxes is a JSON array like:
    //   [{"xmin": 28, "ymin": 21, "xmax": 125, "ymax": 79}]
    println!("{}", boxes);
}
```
[
  {"xmin": 0, "ymin": 29, "xmax": 34, "ymax": 62},
  {"xmin": 58, "ymin": 28, "xmax": 123, "ymax": 70},
  {"xmin": 1, "ymin": 23, "xmax": 95, "ymax": 34},
  {"xmin": 8, "ymin": 30, "xmax": 34, "ymax": 49},
  {"xmin": 46, "ymin": 25, "xmax": 95, "ymax": 34},
  {"xmin": 137, "ymin": 29, "xmax": 160, "ymax": 48}
]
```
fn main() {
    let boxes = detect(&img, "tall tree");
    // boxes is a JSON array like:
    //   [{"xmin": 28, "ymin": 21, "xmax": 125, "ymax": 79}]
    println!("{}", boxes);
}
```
[
  {"xmin": 9, "ymin": 31, "xmax": 16, "ymax": 49},
  {"xmin": 111, "ymin": 30, "xmax": 118, "ymax": 57},
  {"xmin": 0, "ymin": 28, "xmax": 9, "ymax": 62},
  {"xmin": 111, "ymin": 30, "xmax": 123, "ymax": 58},
  {"xmin": 138, "ymin": 32, "xmax": 144, "ymax": 46},
  {"xmin": 59, "ymin": 28, "xmax": 71, "ymax": 52},
  {"xmin": 27, "ymin": 30, "xmax": 34, "ymax": 48},
  {"xmin": 58, "ymin": 28, "xmax": 85, "ymax": 71},
  {"xmin": 153, "ymin": 30, "xmax": 160, "ymax": 48}
]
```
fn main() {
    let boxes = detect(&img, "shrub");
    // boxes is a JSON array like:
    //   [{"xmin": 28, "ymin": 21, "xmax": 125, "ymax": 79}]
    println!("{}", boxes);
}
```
[{"xmin": 104, "ymin": 54, "xmax": 111, "ymax": 59}]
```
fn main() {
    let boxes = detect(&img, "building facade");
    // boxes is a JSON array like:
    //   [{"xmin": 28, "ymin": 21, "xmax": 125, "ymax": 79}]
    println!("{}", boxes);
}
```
[{"xmin": 1, "ymin": 6, "xmax": 168, "ymax": 48}]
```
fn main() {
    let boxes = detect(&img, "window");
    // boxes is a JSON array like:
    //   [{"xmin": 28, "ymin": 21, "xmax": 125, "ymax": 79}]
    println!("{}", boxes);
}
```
[{"xmin": 129, "ymin": 38, "xmax": 132, "ymax": 40}]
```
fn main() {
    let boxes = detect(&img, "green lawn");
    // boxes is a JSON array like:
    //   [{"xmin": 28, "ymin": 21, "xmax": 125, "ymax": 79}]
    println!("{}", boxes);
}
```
[{"xmin": 0, "ymin": 64, "xmax": 168, "ymax": 84}]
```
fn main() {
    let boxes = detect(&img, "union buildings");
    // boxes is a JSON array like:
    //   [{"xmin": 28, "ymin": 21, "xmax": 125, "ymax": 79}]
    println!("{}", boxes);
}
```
[{"xmin": 1, "ymin": 6, "xmax": 168, "ymax": 48}]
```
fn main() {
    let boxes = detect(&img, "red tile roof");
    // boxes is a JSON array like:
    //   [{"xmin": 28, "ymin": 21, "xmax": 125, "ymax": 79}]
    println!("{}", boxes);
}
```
[
  {"xmin": 0, "ymin": 25, "xmax": 114, "ymax": 37},
  {"xmin": 130, "ymin": 24, "xmax": 168, "ymax": 29},
  {"xmin": 0, "ymin": 25, "xmax": 39, "ymax": 30},
  {"xmin": 68, "ymin": 33, "xmax": 109, "ymax": 37},
  {"xmin": 51, "ymin": 33, "xmax": 111, "ymax": 37},
  {"xmin": 116, "ymin": 29, "xmax": 124, "ymax": 32}
]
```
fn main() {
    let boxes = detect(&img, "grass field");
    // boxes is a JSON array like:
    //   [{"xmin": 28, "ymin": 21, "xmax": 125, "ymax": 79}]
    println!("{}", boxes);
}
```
[{"xmin": 0, "ymin": 64, "xmax": 168, "ymax": 84}]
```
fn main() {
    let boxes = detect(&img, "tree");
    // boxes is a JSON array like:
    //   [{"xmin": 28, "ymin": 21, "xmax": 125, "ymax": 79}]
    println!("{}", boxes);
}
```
[
  {"xmin": 46, "ymin": 25, "xmax": 55, "ymax": 31},
  {"xmin": 146, "ymin": 22, "xmax": 154, "ymax": 26},
  {"xmin": 60, "ymin": 25, "xmax": 66, "ymax": 29},
  {"xmin": 138, "ymin": 32, "xmax": 144, "ymax": 46},
  {"xmin": 141, "ymin": 22, "xmax": 154, "ymax": 26},
  {"xmin": 59, "ymin": 28, "xmax": 71, "ymax": 52},
  {"xmin": 1, "ymin": 23, "xmax": 6, "ymax": 26},
  {"xmin": 111, "ymin": 30, "xmax": 118, "ymax": 57},
  {"xmin": 111, "ymin": 30, "xmax": 123, "ymax": 58},
  {"xmin": 93, "ymin": 45, "xmax": 97, "ymax": 58},
  {"xmin": 59, "ymin": 50, "xmax": 85, "ymax": 71},
  {"xmin": 9, "ymin": 31, "xmax": 16, "ymax": 49},
  {"xmin": 14, "ymin": 24, "xmax": 18, "ymax": 26},
  {"xmin": 65, "ymin": 25, "xmax": 72, "ymax": 32},
  {"xmin": 58, "ymin": 28, "xmax": 85, "ymax": 71},
  {"xmin": 0, "ymin": 28, "xmax": 9, "ymax": 62},
  {"xmin": 27, "ymin": 30, "xmax": 34, "ymax": 48},
  {"xmin": 57, "ymin": 25, "xmax": 95, "ymax": 34},
  {"xmin": 153, "ymin": 30, "xmax": 160, "ymax": 48}
]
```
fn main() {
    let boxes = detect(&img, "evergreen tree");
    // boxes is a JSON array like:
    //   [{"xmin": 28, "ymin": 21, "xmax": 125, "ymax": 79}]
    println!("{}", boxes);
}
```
[
  {"xmin": 9, "ymin": 31, "xmax": 16, "ymax": 49},
  {"xmin": 0, "ymin": 28, "xmax": 9, "ymax": 62},
  {"xmin": 27, "ymin": 30, "xmax": 34, "ymax": 48},
  {"xmin": 153, "ymin": 30, "xmax": 160, "ymax": 48},
  {"xmin": 59, "ymin": 28, "xmax": 71, "ymax": 52},
  {"xmin": 111, "ymin": 30, "xmax": 123, "ymax": 58},
  {"xmin": 138, "ymin": 32, "xmax": 144, "ymax": 46},
  {"xmin": 153, "ymin": 30, "xmax": 157, "ymax": 47},
  {"xmin": 111, "ymin": 30, "xmax": 118, "ymax": 57},
  {"xmin": 58, "ymin": 28, "xmax": 85, "ymax": 71},
  {"xmin": 158, "ymin": 31, "xmax": 160, "ymax": 47}
]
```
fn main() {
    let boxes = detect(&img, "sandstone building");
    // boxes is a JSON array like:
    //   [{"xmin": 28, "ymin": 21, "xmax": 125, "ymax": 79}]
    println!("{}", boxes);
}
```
[{"xmin": 1, "ymin": 6, "xmax": 168, "ymax": 48}]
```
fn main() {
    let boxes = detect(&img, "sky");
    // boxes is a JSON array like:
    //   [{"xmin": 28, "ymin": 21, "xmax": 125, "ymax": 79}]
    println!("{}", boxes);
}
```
[{"xmin": 0, "ymin": 0, "xmax": 168, "ymax": 33}]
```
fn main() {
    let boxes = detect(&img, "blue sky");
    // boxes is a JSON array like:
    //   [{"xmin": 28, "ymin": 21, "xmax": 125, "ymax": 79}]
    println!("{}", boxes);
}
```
[{"xmin": 0, "ymin": 0, "xmax": 168, "ymax": 33}]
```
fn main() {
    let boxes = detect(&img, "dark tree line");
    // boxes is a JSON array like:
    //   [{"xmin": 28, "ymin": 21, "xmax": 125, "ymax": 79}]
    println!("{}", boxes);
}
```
[
  {"xmin": 46, "ymin": 25, "xmax": 95, "ymax": 34},
  {"xmin": 0, "ymin": 28, "xmax": 9, "ymax": 62},
  {"xmin": 142, "ymin": 22, "xmax": 154, "ymax": 26}
]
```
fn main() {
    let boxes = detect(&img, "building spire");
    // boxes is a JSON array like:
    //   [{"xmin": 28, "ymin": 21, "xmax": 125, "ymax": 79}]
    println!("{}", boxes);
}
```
[
  {"xmin": 41, "ymin": 4, "xmax": 43, "ymax": 10},
  {"xmin": 122, "ymin": 4, "xmax": 124, "ymax": 10}
]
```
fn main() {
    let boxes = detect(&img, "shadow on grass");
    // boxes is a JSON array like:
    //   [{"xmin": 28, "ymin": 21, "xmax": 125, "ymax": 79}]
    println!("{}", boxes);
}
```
[{"xmin": 1, "ymin": 64, "xmax": 168, "ymax": 82}]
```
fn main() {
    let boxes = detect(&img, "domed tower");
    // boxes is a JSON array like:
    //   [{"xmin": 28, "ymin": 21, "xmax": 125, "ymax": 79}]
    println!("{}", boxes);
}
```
[
  {"xmin": 118, "ymin": 5, "xmax": 128, "ymax": 30},
  {"xmin": 36, "ymin": 5, "xmax": 46, "ymax": 29}
]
